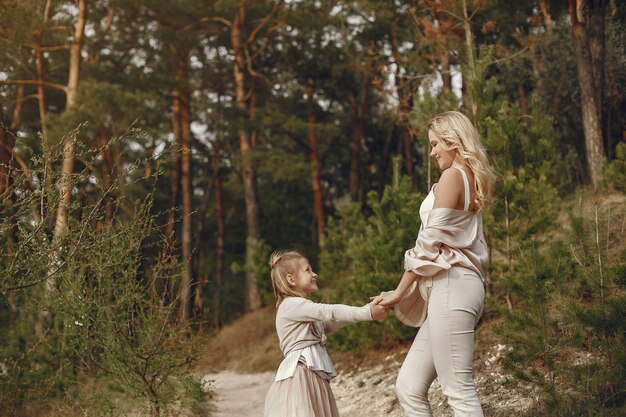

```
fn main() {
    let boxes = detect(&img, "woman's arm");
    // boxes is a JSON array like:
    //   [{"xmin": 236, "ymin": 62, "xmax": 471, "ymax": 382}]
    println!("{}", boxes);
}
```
[
  {"xmin": 376, "ymin": 270, "xmax": 420, "ymax": 307},
  {"xmin": 376, "ymin": 169, "xmax": 463, "ymax": 307}
]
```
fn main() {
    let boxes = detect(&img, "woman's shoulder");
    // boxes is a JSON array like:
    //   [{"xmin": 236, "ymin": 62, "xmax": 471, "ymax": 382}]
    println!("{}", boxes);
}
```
[
  {"xmin": 434, "ymin": 168, "xmax": 464, "ymax": 199},
  {"xmin": 439, "ymin": 167, "xmax": 466, "ymax": 185}
]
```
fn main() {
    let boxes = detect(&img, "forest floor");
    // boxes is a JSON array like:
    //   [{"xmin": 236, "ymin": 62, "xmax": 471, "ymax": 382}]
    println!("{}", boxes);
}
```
[{"xmin": 199, "ymin": 307, "xmax": 539, "ymax": 417}]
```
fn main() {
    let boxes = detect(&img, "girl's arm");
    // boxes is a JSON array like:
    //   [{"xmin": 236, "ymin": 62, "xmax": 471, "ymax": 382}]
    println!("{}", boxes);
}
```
[
  {"xmin": 282, "ymin": 297, "xmax": 373, "ymax": 327},
  {"xmin": 324, "ymin": 301, "xmax": 387, "ymax": 333}
]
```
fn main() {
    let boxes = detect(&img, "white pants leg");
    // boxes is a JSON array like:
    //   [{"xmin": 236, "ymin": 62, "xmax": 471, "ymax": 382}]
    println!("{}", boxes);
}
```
[{"xmin": 396, "ymin": 268, "xmax": 485, "ymax": 417}]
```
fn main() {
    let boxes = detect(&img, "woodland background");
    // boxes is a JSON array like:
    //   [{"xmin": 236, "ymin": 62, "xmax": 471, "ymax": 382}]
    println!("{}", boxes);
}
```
[{"xmin": 0, "ymin": 0, "xmax": 625, "ymax": 416}]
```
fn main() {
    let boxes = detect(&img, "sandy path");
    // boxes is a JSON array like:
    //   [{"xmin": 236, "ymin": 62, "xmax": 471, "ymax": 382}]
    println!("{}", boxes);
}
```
[
  {"xmin": 202, "ymin": 344, "xmax": 532, "ymax": 417},
  {"xmin": 203, "ymin": 371, "xmax": 274, "ymax": 417},
  {"xmin": 202, "ymin": 368, "xmax": 402, "ymax": 417}
]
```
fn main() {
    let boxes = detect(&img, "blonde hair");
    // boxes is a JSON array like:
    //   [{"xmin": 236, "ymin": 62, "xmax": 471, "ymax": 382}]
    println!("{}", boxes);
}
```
[
  {"xmin": 428, "ymin": 111, "xmax": 495, "ymax": 209},
  {"xmin": 269, "ymin": 250, "xmax": 307, "ymax": 307}
]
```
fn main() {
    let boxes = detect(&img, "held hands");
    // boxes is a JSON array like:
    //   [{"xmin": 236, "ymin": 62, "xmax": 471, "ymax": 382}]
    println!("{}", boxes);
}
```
[
  {"xmin": 369, "ymin": 298, "xmax": 388, "ymax": 321},
  {"xmin": 370, "ymin": 289, "xmax": 403, "ymax": 307},
  {"xmin": 370, "ymin": 271, "xmax": 418, "ymax": 308}
]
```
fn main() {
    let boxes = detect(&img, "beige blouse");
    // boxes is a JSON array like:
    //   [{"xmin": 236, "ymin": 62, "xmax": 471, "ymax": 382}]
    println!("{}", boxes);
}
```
[{"xmin": 395, "ymin": 175, "xmax": 488, "ymax": 327}]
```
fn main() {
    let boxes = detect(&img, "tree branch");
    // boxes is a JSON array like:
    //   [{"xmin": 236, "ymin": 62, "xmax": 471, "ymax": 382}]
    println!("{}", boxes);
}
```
[
  {"xmin": 244, "ymin": 47, "xmax": 271, "ymax": 84},
  {"xmin": 0, "ymin": 142, "xmax": 31, "ymax": 175},
  {"xmin": 199, "ymin": 16, "xmax": 232, "ymax": 28},
  {"xmin": 2, "ymin": 93, "xmax": 40, "ymax": 107},
  {"xmin": 23, "ymin": 44, "xmax": 72, "ymax": 52},
  {"xmin": 246, "ymin": 0, "xmax": 284, "ymax": 45},
  {"xmin": 0, "ymin": 79, "xmax": 68, "ymax": 92}
]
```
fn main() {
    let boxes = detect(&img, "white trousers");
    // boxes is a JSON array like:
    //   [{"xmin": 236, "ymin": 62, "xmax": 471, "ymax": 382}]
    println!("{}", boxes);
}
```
[{"xmin": 396, "ymin": 267, "xmax": 485, "ymax": 417}]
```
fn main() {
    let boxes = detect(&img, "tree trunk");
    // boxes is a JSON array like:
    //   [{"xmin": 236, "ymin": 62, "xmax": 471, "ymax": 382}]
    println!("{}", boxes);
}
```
[
  {"xmin": 35, "ymin": 3, "xmax": 53, "ymax": 233},
  {"xmin": 96, "ymin": 130, "xmax": 114, "ymax": 228},
  {"xmin": 213, "ymin": 147, "xmax": 224, "ymax": 329},
  {"xmin": 569, "ymin": 0, "xmax": 606, "ymax": 190},
  {"xmin": 51, "ymin": 0, "xmax": 87, "ymax": 245},
  {"xmin": 1, "ymin": 111, "xmax": 18, "ymax": 322},
  {"xmin": 1, "ymin": 111, "xmax": 15, "ymax": 199},
  {"xmin": 306, "ymin": 77, "xmax": 325, "ymax": 248},
  {"xmin": 192, "ymin": 171, "xmax": 214, "ymax": 323},
  {"xmin": 170, "ymin": 49, "xmax": 194, "ymax": 322},
  {"xmin": 518, "ymin": 84, "xmax": 528, "ymax": 116},
  {"xmin": 232, "ymin": 4, "xmax": 262, "ymax": 311},
  {"xmin": 166, "ymin": 104, "xmax": 181, "ymax": 249},
  {"xmin": 390, "ymin": 26, "xmax": 416, "ymax": 188},
  {"xmin": 347, "ymin": 86, "xmax": 368, "ymax": 203},
  {"xmin": 43, "ymin": 0, "xmax": 87, "ymax": 308},
  {"xmin": 35, "ymin": 0, "xmax": 52, "ymax": 141},
  {"xmin": 539, "ymin": 0, "xmax": 554, "ymax": 35},
  {"xmin": 11, "ymin": 86, "xmax": 25, "ymax": 131},
  {"xmin": 145, "ymin": 140, "xmax": 155, "ymax": 183},
  {"xmin": 461, "ymin": 0, "xmax": 478, "ymax": 124},
  {"xmin": 180, "ymin": 88, "xmax": 194, "ymax": 322},
  {"xmin": 440, "ymin": 51, "xmax": 452, "ymax": 94}
]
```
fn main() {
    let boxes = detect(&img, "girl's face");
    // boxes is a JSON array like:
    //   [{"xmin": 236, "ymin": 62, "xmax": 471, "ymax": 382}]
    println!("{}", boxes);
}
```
[
  {"xmin": 428, "ymin": 129, "xmax": 458, "ymax": 170},
  {"xmin": 289, "ymin": 259, "xmax": 319, "ymax": 295}
]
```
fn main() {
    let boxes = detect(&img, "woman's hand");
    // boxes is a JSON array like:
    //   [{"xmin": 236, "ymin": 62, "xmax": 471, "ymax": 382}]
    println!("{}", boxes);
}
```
[
  {"xmin": 378, "ymin": 289, "xmax": 404, "ymax": 307},
  {"xmin": 370, "ymin": 270, "xmax": 419, "ymax": 310}
]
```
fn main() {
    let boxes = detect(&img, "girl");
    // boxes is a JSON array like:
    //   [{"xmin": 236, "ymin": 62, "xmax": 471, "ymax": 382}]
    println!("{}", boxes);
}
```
[
  {"xmin": 264, "ymin": 250, "xmax": 387, "ymax": 417},
  {"xmin": 374, "ymin": 111, "xmax": 495, "ymax": 417}
]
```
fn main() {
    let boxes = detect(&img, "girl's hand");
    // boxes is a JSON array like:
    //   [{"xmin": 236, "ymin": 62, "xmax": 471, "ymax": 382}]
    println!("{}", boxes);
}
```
[{"xmin": 369, "ymin": 301, "xmax": 388, "ymax": 321}]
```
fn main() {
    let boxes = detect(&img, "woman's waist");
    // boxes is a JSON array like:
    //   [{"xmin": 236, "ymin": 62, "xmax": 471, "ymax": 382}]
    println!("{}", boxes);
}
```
[{"xmin": 419, "ymin": 265, "xmax": 482, "ymax": 295}]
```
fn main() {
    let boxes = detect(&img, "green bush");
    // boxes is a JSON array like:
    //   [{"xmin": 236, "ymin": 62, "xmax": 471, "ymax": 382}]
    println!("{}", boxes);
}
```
[
  {"xmin": 319, "ymin": 160, "xmax": 423, "ymax": 351},
  {"xmin": 604, "ymin": 142, "xmax": 626, "ymax": 193},
  {"xmin": 499, "ymin": 200, "xmax": 626, "ymax": 416},
  {"xmin": 0, "ymin": 127, "xmax": 206, "ymax": 416}
]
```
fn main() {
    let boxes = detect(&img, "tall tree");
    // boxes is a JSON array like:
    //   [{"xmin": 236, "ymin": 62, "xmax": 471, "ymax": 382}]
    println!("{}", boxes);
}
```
[
  {"xmin": 52, "ymin": 0, "xmax": 88, "ymax": 246},
  {"xmin": 306, "ymin": 77, "xmax": 325, "ymax": 246},
  {"xmin": 229, "ymin": 1, "xmax": 286, "ymax": 311},
  {"xmin": 569, "ymin": 0, "xmax": 607, "ymax": 189},
  {"xmin": 231, "ymin": 3, "xmax": 262, "ymax": 311},
  {"xmin": 170, "ymin": 46, "xmax": 194, "ymax": 321}
]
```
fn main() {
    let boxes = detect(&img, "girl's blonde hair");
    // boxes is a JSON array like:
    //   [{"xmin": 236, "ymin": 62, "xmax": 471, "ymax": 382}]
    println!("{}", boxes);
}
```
[
  {"xmin": 269, "ymin": 250, "xmax": 307, "ymax": 307},
  {"xmin": 428, "ymin": 111, "xmax": 495, "ymax": 209}
]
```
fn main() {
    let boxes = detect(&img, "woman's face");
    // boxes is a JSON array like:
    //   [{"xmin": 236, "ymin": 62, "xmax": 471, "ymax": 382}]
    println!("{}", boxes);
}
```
[{"xmin": 428, "ymin": 129, "xmax": 457, "ymax": 170}]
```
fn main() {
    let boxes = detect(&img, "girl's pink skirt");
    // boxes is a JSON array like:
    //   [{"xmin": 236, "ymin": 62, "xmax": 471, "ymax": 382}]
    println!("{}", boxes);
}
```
[{"xmin": 264, "ymin": 362, "xmax": 339, "ymax": 417}]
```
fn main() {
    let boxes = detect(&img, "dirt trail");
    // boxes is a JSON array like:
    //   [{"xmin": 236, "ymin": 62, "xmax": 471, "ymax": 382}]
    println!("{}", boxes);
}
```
[
  {"xmin": 203, "ymin": 344, "xmax": 533, "ymax": 417},
  {"xmin": 203, "ymin": 371, "xmax": 275, "ymax": 417},
  {"xmin": 203, "ymin": 367, "xmax": 402, "ymax": 417}
]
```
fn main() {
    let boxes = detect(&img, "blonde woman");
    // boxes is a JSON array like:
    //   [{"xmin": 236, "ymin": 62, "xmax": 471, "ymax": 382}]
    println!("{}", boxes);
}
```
[
  {"xmin": 373, "ymin": 111, "xmax": 495, "ymax": 416},
  {"xmin": 264, "ymin": 251, "xmax": 387, "ymax": 417}
]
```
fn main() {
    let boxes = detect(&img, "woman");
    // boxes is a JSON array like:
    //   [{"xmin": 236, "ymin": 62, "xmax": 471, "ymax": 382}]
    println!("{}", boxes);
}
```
[{"xmin": 375, "ymin": 111, "xmax": 495, "ymax": 417}]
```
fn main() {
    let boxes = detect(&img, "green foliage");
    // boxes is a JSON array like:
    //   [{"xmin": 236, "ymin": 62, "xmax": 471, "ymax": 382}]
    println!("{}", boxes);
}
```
[
  {"xmin": 498, "ymin": 238, "xmax": 574, "ymax": 413},
  {"xmin": 567, "ymin": 202, "xmax": 626, "ymax": 412},
  {"xmin": 319, "ymin": 160, "xmax": 423, "ymax": 350},
  {"xmin": 604, "ymin": 142, "xmax": 626, "ymax": 193},
  {"xmin": 499, "ymin": 199, "xmax": 626, "ymax": 416},
  {"xmin": 0, "ymin": 128, "xmax": 206, "ymax": 416}
]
